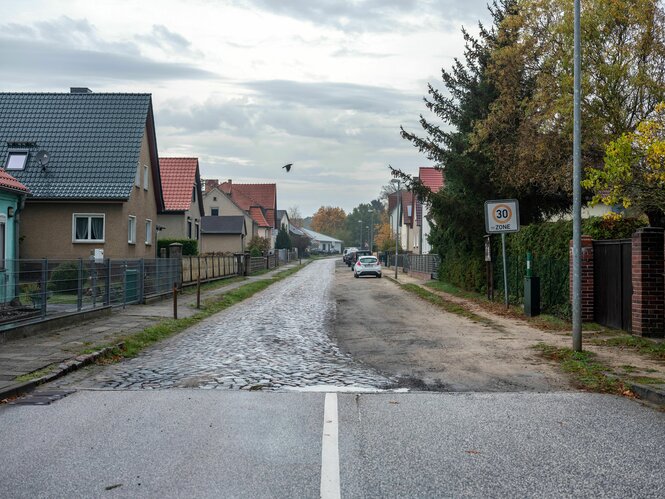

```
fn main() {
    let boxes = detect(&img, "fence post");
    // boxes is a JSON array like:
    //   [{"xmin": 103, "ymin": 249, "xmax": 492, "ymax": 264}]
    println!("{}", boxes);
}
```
[
  {"xmin": 122, "ymin": 260, "xmax": 127, "ymax": 309},
  {"xmin": 105, "ymin": 259, "xmax": 111, "ymax": 306},
  {"xmin": 173, "ymin": 282, "xmax": 178, "ymax": 319},
  {"xmin": 77, "ymin": 257, "xmax": 83, "ymax": 311},
  {"xmin": 40, "ymin": 258, "xmax": 47, "ymax": 318},
  {"xmin": 139, "ymin": 258, "xmax": 145, "ymax": 304},
  {"xmin": 189, "ymin": 255, "xmax": 193, "ymax": 283}
]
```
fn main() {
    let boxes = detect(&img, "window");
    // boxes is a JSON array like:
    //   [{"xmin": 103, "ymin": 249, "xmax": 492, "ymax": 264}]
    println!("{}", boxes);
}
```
[
  {"xmin": 145, "ymin": 219, "xmax": 152, "ymax": 245},
  {"xmin": 73, "ymin": 214, "xmax": 105, "ymax": 242},
  {"xmin": 211, "ymin": 207, "xmax": 219, "ymax": 216},
  {"xmin": 6, "ymin": 152, "xmax": 28, "ymax": 170},
  {"xmin": 143, "ymin": 165, "xmax": 149, "ymax": 190},
  {"xmin": 128, "ymin": 215, "xmax": 136, "ymax": 244},
  {"xmin": 192, "ymin": 186, "xmax": 196, "ymax": 202},
  {"xmin": 135, "ymin": 162, "xmax": 140, "ymax": 187},
  {"xmin": 187, "ymin": 219, "xmax": 192, "ymax": 239},
  {"xmin": 195, "ymin": 221, "xmax": 200, "ymax": 240}
]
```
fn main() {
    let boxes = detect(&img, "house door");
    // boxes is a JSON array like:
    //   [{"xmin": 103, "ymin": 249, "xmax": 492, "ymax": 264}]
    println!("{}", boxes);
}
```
[{"xmin": 593, "ymin": 240, "xmax": 632, "ymax": 331}]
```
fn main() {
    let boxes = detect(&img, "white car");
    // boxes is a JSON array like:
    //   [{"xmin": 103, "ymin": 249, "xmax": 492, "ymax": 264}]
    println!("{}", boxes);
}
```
[{"xmin": 354, "ymin": 256, "xmax": 382, "ymax": 278}]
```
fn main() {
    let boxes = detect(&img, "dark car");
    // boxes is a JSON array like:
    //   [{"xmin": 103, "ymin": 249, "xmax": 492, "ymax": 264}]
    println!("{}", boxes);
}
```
[{"xmin": 347, "ymin": 250, "xmax": 372, "ymax": 268}]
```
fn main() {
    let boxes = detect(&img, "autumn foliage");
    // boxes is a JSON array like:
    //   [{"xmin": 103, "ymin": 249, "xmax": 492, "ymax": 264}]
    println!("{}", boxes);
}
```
[{"xmin": 311, "ymin": 206, "xmax": 347, "ymax": 238}]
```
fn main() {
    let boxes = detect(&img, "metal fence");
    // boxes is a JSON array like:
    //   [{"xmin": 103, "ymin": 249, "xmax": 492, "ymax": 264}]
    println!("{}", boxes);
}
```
[
  {"xmin": 408, "ymin": 254, "xmax": 440, "ymax": 275},
  {"xmin": 181, "ymin": 255, "xmax": 238, "ymax": 284},
  {"xmin": 0, "ymin": 258, "xmax": 181, "ymax": 331},
  {"xmin": 494, "ymin": 253, "xmax": 570, "ymax": 317}
]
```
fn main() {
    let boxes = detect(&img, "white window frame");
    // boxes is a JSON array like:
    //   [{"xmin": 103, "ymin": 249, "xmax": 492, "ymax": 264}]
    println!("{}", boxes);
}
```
[
  {"xmin": 145, "ymin": 219, "xmax": 152, "ymax": 245},
  {"xmin": 135, "ymin": 161, "xmax": 141, "ymax": 187},
  {"xmin": 143, "ymin": 165, "xmax": 149, "ymax": 190},
  {"xmin": 6, "ymin": 151, "xmax": 28, "ymax": 170},
  {"xmin": 72, "ymin": 213, "xmax": 106, "ymax": 243},
  {"xmin": 128, "ymin": 215, "xmax": 136, "ymax": 244}
]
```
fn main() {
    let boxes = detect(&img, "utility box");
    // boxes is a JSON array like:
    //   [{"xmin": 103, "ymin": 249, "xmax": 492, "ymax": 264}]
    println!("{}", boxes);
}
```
[
  {"xmin": 524, "ymin": 276, "xmax": 541, "ymax": 317},
  {"xmin": 125, "ymin": 269, "xmax": 139, "ymax": 303}
]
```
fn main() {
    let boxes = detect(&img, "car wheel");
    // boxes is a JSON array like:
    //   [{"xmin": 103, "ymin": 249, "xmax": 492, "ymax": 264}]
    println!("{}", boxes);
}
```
[
  {"xmin": 354, "ymin": 273, "xmax": 359, "ymax": 278},
  {"xmin": 378, "ymin": 273, "xmax": 382, "ymax": 278}
]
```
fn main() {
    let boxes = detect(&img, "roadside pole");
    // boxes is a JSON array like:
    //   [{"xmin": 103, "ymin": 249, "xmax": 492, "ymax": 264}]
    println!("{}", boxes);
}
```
[
  {"xmin": 572, "ymin": 0, "xmax": 583, "ymax": 352},
  {"xmin": 485, "ymin": 200, "xmax": 520, "ymax": 310}
]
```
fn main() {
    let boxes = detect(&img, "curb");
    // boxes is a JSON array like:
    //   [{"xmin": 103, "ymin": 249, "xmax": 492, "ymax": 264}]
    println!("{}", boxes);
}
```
[
  {"xmin": 0, "ymin": 343, "xmax": 124, "ymax": 402},
  {"xmin": 630, "ymin": 382, "xmax": 665, "ymax": 407}
]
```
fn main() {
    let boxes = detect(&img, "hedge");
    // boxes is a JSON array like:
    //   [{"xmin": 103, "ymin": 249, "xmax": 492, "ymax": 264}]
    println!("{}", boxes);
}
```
[{"xmin": 157, "ymin": 238, "xmax": 198, "ymax": 256}]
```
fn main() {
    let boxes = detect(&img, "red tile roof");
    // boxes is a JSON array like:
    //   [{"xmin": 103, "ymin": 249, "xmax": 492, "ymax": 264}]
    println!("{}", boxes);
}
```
[
  {"xmin": 0, "ymin": 169, "xmax": 29, "ymax": 193},
  {"xmin": 219, "ymin": 181, "xmax": 277, "ymax": 227},
  {"xmin": 160, "ymin": 157, "xmax": 199, "ymax": 211},
  {"xmin": 402, "ymin": 191, "xmax": 413, "ymax": 224},
  {"xmin": 249, "ymin": 206, "xmax": 270, "ymax": 227},
  {"xmin": 419, "ymin": 167, "xmax": 444, "ymax": 192}
]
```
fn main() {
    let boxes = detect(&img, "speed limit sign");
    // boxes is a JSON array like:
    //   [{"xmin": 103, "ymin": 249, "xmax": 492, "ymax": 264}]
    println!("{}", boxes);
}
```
[{"xmin": 484, "ymin": 199, "xmax": 520, "ymax": 233}]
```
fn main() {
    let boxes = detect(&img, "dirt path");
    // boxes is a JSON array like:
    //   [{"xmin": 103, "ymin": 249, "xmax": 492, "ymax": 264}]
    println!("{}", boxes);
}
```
[{"xmin": 332, "ymin": 261, "xmax": 573, "ymax": 392}]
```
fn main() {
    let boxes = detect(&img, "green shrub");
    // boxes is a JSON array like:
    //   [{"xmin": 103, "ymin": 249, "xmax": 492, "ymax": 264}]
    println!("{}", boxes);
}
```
[
  {"xmin": 250, "ymin": 247, "xmax": 262, "ymax": 257},
  {"xmin": 48, "ymin": 261, "xmax": 87, "ymax": 294},
  {"xmin": 157, "ymin": 239, "xmax": 198, "ymax": 256}
]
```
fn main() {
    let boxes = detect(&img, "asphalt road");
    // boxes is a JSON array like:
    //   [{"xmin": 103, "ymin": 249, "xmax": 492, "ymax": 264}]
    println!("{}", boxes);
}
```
[{"xmin": 1, "ymin": 390, "xmax": 664, "ymax": 498}]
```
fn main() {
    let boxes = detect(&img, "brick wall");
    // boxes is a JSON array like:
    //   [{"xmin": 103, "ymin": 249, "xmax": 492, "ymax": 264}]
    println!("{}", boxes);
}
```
[
  {"xmin": 631, "ymin": 227, "xmax": 664, "ymax": 338},
  {"xmin": 569, "ymin": 235, "xmax": 594, "ymax": 322}
]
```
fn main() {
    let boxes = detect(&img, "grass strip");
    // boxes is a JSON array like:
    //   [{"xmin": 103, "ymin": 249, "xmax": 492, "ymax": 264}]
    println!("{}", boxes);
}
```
[
  {"xmin": 181, "ymin": 275, "xmax": 247, "ymax": 295},
  {"xmin": 15, "ymin": 364, "xmax": 59, "ymax": 383},
  {"xmin": 591, "ymin": 335, "xmax": 665, "ymax": 361},
  {"xmin": 400, "ymin": 283, "xmax": 499, "ymax": 329},
  {"xmin": 533, "ymin": 343, "xmax": 629, "ymax": 394}
]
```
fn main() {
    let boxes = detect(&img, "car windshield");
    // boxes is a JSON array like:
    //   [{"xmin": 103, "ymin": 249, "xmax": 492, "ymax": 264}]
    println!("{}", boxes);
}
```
[{"xmin": 359, "ymin": 257, "xmax": 378, "ymax": 264}]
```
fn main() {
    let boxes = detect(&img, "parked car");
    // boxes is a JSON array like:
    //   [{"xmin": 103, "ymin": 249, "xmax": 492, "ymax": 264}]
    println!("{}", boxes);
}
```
[
  {"xmin": 348, "ymin": 249, "xmax": 372, "ymax": 268},
  {"xmin": 354, "ymin": 255, "xmax": 382, "ymax": 278},
  {"xmin": 342, "ymin": 247, "xmax": 358, "ymax": 264}
]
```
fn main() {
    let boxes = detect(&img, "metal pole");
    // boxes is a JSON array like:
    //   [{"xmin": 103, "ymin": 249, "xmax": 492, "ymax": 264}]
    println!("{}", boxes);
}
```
[
  {"xmin": 572, "ymin": 0, "xmax": 583, "ymax": 352},
  {"xmin": 395, "ymin": 181, "xmax": 400, "ymax": 279},
  {"xmin": 173, "ymin": 282, "xmax": 178, "ymax": 319},
  {"xmin": 501, "ymin": 233, "xmax": 509, "ymax": 309}
]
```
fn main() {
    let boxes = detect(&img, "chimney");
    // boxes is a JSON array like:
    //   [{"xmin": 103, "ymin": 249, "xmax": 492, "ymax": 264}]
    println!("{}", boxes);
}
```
[
  {"xmin": 227, "ymin": 179, "xmax": 232, "ymax": 184},
  {"xmin": 70, "ymin": 87, "xmax": 93, "ymax": 94},
  {"xmin": 204, "ymin": 179, "xmax": 219, "ymax": 192}
]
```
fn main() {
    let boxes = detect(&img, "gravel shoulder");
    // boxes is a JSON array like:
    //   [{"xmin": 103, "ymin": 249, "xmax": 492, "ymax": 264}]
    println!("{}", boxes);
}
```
[{"xmin": 332, "ymin": 260, "xmax": 573, "ymax": 392}]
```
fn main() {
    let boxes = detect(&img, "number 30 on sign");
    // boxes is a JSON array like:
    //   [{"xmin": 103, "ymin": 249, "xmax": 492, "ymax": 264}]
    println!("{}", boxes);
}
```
[{"xmin": 484, "ymin": 199, "xmax": 520, "ymax": 234}]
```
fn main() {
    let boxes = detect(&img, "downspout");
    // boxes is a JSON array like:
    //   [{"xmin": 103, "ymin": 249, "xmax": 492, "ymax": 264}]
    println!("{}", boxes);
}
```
[{"xmin": 13, "ymin": 194, "xmax": 27, "ymax": 301}]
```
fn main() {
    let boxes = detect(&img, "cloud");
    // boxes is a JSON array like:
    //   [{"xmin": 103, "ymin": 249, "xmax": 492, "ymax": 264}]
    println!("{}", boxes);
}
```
[
  {"xmin": 243, "ymin": 80, "xmax": 419, "ymax": 115},
  {"xmin": 239, "ymin": 0, "xmax": 491, "ymax": 33},
  {"xmin": 0, "ymin": 16, "xmax": 215, "ymax": 86},
  {"xmin": 135, "ymin": 24, "xmax": 203, "ymax": 58}
]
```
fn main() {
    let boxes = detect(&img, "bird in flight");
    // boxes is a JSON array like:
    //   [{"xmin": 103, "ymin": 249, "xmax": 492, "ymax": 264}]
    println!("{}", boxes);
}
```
[{"xmin": 282, "ymin": 163, "xmax": 292, "ymax": 172}]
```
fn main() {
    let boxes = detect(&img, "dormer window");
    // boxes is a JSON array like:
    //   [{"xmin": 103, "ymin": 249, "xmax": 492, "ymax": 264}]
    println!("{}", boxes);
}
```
[{"xmin": 5, "ymin": 151, "xmax": 28, "ymax": 170}]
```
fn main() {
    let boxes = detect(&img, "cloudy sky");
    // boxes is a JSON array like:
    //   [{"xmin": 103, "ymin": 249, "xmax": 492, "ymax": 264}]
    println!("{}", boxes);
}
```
[{"xmin": 1, "ymin": 0, "xmax": 490, "ymax": 216}]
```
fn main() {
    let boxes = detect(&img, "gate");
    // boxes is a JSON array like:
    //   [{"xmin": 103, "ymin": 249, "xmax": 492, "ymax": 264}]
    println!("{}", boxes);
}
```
[{"xmin": 593, "ymin": 240, "xmax": 632, "ymax": 331}]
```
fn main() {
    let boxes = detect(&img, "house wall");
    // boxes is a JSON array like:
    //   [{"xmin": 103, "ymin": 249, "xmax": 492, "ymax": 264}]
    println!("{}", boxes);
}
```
[
  {"xmin": 156, "ymin": 213, "xmax": 186, "ymax": 241},
  {"xmin": 200, "ymin": 234, "xmax": 245, "ymax": 254},
  {"xmin": 0, "ymin": 191, "xmax": 22, "ymax": 303},
  {"xmin": 203, "ymin": 189, "xmax": 256, "ymax": 238},
  {"xmin": 20, "ymin": 127, "xmax": 159, "ymax": 259}
]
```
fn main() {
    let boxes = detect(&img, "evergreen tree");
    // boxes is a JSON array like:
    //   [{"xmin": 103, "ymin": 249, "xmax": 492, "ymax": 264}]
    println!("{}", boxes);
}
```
[{"xmin": 275, "ymin": 225, "xmax": 292, "ymax": 250}]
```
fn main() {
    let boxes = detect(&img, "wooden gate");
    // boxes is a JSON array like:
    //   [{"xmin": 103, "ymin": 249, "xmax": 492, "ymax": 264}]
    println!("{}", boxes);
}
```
[{"xmin": 593, "ymin": 240, "xmax": 632, "ymax": 331}]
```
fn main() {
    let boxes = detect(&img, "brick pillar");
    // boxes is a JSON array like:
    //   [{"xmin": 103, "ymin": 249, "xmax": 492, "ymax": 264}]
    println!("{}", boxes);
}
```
[
  {"xmin": 570, "ymin": 235, "xmax": 594, "ymax": 322},
  {"xmin": 631, "ymin": 227, "xmax": 664, "ymax": 338}
]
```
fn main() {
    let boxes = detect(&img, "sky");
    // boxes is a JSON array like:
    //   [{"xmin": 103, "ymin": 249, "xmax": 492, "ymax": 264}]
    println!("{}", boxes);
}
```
[{"xmin": 0, "ymin": 0, "xmax": 490, "ymax": 216}]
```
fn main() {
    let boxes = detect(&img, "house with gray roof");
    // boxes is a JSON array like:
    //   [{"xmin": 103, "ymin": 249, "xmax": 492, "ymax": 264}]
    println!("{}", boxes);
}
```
[
  {"xmin": 300, "ymin": 228, "xmax": 342, "ymax": 253},
  {"xmin": 0, "ymin": 88, "xmax": 165, "ymax": 259},
  {"xmin": 200, "ymin": 215, "xmax": 247, "ymax": 254}
]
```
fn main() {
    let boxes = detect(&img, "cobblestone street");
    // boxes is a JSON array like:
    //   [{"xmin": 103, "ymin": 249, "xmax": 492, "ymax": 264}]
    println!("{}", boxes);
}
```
[{"xmin": 62, "ymin": 260, "xmax": 393, "ymax": 391}]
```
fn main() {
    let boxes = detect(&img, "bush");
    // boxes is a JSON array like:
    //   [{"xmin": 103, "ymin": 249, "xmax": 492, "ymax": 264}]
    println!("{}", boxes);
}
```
[
  {"xmin": 157, "ymin": 239, "xmax": 198, "ymax": 256},
  {"xmin": 250, "ymin": 247, "xmax": 262, "ymax": 257},
  {"xmin": 48, "ymin": 261, "xmax": 87, "ymax": 294},
  {"xmin": 247, "ymin": 236, "xmax": 270, "ymax": 255}
]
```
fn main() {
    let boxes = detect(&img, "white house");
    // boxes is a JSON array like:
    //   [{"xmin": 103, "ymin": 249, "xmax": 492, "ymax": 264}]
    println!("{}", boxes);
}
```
[{"xmin": 301, "ymin": 228, "xmax": 342, "ymax": 253}]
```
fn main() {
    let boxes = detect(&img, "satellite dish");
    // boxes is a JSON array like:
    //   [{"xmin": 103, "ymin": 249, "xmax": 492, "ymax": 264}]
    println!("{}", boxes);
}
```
[{"xmin": 36, "ymin": 150, "xmax": 50, "ymax": 166}]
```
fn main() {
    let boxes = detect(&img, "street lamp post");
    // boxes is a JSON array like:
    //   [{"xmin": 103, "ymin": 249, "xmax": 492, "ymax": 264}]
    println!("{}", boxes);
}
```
[
  {"xmin": 367, "ymin": 209, "xmax": 374, "ymax": 255},
  {"xmin": 358, "ymin": 219, "xmax": 363, "ymax": 248},
  {"xmin": 391, "ymin": 179, "xmax": 401, "ymax": 279}
]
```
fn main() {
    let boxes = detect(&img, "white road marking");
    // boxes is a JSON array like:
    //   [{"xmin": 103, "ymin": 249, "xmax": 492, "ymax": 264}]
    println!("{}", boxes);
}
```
[{"xmin": 320, "ymin": 392, "xmax": 341, "ymax": 499}]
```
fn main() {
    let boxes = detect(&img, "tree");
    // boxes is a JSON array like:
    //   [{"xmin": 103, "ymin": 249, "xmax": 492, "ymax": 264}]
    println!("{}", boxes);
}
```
[
  {"xmin": 287, "ymin": 206, "xmax": 304, "ymax": 227},
  {"xmin": 373, "ymin": 211, "xmax": 400, "ymax": 252},
  {"xmin": 275, "ymin": 225, "xmax": 292, "ymax": 249},
  {"xmin": 474, "ymin": 0, "xmax": 665, "ymax": 203},
  {"xmin": 344, "ymin": 202, "xmax": 379, "ymax": 247},
  {"xmin": 247, "ymin": 236, "xmax": 270, "ymax": 255},
  {"xmin": 399, "ymin": 1, "xmax": 516, "ymax": 289},
  {"xmin": 291, "ymin": 233, "xmax": 310, "ymax": 256},
  {"xmin": 583, "ymin": 102, "xmax": 665, "ymax": 226},
  {"xmin": 311, "ymin": 206, "xmax": 347, "ymax": 238}
]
